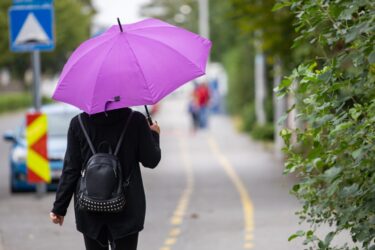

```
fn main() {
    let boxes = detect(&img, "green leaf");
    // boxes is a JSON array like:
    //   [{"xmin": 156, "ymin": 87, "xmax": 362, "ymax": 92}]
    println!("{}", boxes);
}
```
[
  {"xmin": 324, "ymin": 232, "xmax": 335, "ymax": 246},
  {"xmin": 338, "ymin": 6, "xmax": 357, "ymax": 20},
  {"xmin": 288, "ymin": 230, "xmax": 305, "ymax": 241},
  {"xmin": 341, "ymin": 184, "xmax": 359, "ymax": 197},
  {"xmin": 277, "ymin": 113, "xmax": 288, "ymax": 125},
  {"xmin": 345, "ymin": 29, "xmax": 358, "ymax": 43},
  {"xmin": 331, "ymin": 121, "xmax": 353, "ymax": 134},
  {"xmin": 368, "ymin": 51, "xmax": 375, "ymax": 64},
  {"xmin": 349, "ymin": 107, "xmax": 362, "ymax": 121},
  {"xmin": 318, "ymin": 240, "xmax": 326, "ymax": 249},
  {"xmin": 272, "ymin": 2, "xmax": 291, "ymax": 11},
  {"xmin": 292, "ymin": 184, "xmax": 300, "ymax": 192},
  {"xmin": 324, "ymin": 167, "xmax": 342, "ymax": 179},
  {"xmin": 352, "ymin": 148, "xmax": 362, "ymax": 159},
  {"xmin": 306, "ymin": 230, "xmax": 314, "ymax": 239}
]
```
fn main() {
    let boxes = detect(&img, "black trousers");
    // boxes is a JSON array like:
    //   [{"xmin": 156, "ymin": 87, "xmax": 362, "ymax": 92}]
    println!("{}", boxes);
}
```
[{"xmin": 83, "ymin": 230, "xmax": 138, "ymax": 250}]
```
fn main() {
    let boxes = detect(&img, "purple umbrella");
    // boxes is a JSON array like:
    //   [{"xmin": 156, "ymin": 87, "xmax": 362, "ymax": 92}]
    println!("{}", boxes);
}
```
[{"xmin": 52, "ymin": 18, "xmax": 212, "ymax": 121}]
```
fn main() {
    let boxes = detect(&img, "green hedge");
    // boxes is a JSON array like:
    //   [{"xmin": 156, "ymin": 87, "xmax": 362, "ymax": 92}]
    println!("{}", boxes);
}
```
[
  {"xmin": 250, "ymin": 123, "xmax": 274, "ymax": 141},
  {"xmin": 276, "ymin": 0, "xmax": 375, "ymax": 248},
  {"xmin": 0, "ymin": 92, "xmax": 53, "ymax": 114}
]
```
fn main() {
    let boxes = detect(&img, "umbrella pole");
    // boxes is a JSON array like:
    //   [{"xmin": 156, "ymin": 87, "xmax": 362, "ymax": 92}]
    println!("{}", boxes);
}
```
[{"xmin": 144, "ymin": 105, "xmax": 153, "ymax": 125}]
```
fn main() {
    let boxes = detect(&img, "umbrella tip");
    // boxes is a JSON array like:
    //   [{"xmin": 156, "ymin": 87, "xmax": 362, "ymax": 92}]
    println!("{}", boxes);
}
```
[{"xmin": 117, "ymin": 17, "xmax": 124, "ymax": 32}]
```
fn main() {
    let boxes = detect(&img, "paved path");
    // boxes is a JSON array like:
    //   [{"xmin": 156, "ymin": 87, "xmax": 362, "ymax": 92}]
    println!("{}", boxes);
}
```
[{"xmin": 0, "ymin": 95, "xmax": 305, "ymax": 250}]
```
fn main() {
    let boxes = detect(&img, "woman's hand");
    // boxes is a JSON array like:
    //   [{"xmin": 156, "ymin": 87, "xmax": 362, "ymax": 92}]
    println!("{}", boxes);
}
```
[
  {"xmin": 150, "ymin": 121, "xmax": 160, "ymax": 134},
  {"xmin": 50, "ymin": 212, "xmax": 64, "ymax": 226}
]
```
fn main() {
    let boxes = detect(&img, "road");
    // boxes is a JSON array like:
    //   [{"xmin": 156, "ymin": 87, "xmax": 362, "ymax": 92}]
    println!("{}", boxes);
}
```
[{"xmin": 0, "ymin": 95, "xmax": 305, "ymax": 250}]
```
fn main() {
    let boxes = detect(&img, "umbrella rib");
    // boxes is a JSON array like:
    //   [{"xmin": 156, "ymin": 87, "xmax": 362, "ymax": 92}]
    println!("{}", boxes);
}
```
[
  {"xmin": 122, "ymin": 35, "xmax": 157, "ymax": 103},
  {"xmin": 127, "ymin": 32, "xmax": 206, "ymax": 74},
  {"xmin": 59, "ymin": 33, "xmax": 117, "ymax": 81},
  {"xmin": 88, "ymin": 36, "xmax": 121, "ymax": 114}
]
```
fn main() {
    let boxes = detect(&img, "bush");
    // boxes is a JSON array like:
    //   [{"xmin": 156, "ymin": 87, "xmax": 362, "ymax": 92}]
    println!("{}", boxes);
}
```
[
  {"xmin": 276, "ymin": 0, "xmax": 375, "ymax": 249},
  {"xmin": 250, "ymin": 123, "xmax": 274, "ymax": 141},
  {"xmin": 0, "ymin": 92, "xmax": 53, "ymax": 114},
  {"xmin": 223, "ymin": 44, "xmax": 255, "ymax": 115},
  {"xmin": 240, "ymin": 103, "xmax": 257, "ymax": 132}
]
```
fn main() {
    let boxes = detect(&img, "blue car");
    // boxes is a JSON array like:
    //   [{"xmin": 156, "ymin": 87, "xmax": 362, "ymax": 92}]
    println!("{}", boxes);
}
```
[{"xmin": 3, "ymin": 103, "xmax": 80, "ymax": 192}]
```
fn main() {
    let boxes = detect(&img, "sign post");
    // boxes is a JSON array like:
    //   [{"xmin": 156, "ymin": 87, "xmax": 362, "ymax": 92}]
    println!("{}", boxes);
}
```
[
  {"xmin": 31, "ymin": 50, "xmax": 45, "ymax": 195},
  {"xmin": 9, "ymin": 0, "xmax": 54, "ymax": 196},
  {"xmin": 31, "ymin": 51, "xmax": 42, "ymax": 111}
]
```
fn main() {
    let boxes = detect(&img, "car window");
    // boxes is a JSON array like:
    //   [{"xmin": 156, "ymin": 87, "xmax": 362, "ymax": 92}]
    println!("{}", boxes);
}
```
[
  {"xmin": 18, "ymin": 112, "xmax": 77, "ymax": 138},
  {"xmin": 47, "ymin": 112, "xmax": 77, "ymax": 137}
]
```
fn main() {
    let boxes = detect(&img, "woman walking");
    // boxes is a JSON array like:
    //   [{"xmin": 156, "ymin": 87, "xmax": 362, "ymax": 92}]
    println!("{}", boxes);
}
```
[{"xmin": 50, "ymin": 107, "xmax": 161, "ymax": 250}]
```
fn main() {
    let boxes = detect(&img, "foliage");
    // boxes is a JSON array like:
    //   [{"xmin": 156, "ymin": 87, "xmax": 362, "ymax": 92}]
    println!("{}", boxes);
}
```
[
  {"xmin": 141, "ymin": 0, "xmax": 239, "ymax": 63},
  {"xmin": 42, "ymin": 0, "xmax": 95, "ymax": 74},
  {"xmin": 0, "ymin": 92, "xmax": 53, "ymax": 114},
  {"xmin": 229, "ymin": 0, "xmax": 296, "ymax": 69},
  {"xmin": 0, "ymin": 0, "xmax": 94, "ymax": 79},
  {"xmin": 207, "ymin": 0, "xmax": 240, "ymax": 62},
  {"xmin": 141, "ymin": 0, "xmax": 199, "ymax": 33},
  {"xmin": 251, "ymin": 123, "xmax": 274, "ymax": 141},
  {"xmin": 275, "ymin": 0, "xmax": 375, "ymax": 249},
  {"xmin": 241, "ymin": 102, "xmax": 257, "ymax": 132},
  {"xmin": 222, "ymin": 44, "xmax": 255, "ymax": 115},
  {"xmin": 227, "ymin": 0, "xmax": 297, "ymax": 138}
]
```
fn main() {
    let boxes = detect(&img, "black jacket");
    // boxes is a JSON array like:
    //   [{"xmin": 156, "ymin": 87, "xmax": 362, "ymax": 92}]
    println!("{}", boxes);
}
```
[{"xmin": 52, "ymin": 108, "xmax": 161, "ymax": 240}]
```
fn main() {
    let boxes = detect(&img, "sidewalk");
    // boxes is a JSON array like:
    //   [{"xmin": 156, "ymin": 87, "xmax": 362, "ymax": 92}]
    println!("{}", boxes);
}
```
[{"xmin": 0, "ymin": 94, "xmax": 305, "ymax": 250}]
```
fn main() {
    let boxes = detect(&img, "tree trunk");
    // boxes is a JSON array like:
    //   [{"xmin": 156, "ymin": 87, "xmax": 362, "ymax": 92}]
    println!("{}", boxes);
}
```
[{"xmin": 254, "ymin": 43, "xmax": 266, "ymax": 125}]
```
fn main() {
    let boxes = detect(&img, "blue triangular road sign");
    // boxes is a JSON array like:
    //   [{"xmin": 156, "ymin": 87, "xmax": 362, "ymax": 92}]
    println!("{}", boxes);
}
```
[{"xmin": 9, "ymin": 5, "xmax": 55, "ymax": 52}]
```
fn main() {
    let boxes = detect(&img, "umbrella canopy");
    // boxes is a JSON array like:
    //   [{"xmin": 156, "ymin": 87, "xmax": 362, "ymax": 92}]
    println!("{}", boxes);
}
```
[{"xmin": 52, "ymin": 18, "xmax": 212, "ymax": 115}]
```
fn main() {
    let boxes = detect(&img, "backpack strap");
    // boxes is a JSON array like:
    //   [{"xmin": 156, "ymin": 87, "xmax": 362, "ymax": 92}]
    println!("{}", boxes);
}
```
[
  {"xmin": 114, "ymin": 110, "xmax": 134, "ymax": 156},
  {"xmin": 78, "ymin": 114, "xmax": 96, "ymax": 155}
]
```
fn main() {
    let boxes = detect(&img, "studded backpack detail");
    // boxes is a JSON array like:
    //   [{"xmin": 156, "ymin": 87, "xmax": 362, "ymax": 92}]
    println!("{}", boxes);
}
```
[{"xmin": 77, "ymin": 111, "xmax": 133, "ymax": 213}]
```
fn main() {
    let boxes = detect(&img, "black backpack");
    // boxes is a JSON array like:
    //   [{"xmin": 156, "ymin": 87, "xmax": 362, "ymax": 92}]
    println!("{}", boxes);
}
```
[{"xmin": 77, "ymin": 111, "xmax": 133, "ymax": 213}]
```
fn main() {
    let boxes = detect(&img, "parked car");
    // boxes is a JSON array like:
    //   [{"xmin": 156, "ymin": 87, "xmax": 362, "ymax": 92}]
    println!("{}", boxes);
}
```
[
  {"xmin": 3, "ymin": 103, "xmax": 80, "ymax": 192},
  {"xmin": 3, "ymin": 103, "xmax": 159, "ymax": 193}
]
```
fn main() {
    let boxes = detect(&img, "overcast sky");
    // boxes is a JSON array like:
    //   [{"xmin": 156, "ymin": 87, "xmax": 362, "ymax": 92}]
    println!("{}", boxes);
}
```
[{"xmin": 93, "ymin": 0, "xmax": 151, "ymax": 27}]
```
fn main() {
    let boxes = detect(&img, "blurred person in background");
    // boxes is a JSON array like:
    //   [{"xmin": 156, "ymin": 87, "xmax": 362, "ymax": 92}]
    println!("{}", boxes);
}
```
[
  {"xmin": 208, "ymin": 78, "xmax": 221, "ymax": 114},
  {"xmin": 188, "ymin": 82, "xmax": 200, "ymax": 132},
  {"xmin": 196, "ymin": 82, "xmax": 211, "ymax": 129},
  {"xmin": 49, "ymin": 107, "xmax": 161, "ymax": 250}
]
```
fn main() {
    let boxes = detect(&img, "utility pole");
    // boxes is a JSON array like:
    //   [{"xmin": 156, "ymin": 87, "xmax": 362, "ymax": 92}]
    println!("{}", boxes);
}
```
[
  {"xmin": 254, "ymin": 31, "xmax": 267, "ymax": 125},
  {"xmin": 31, "ymin": 51, "xmax": 42, "ymax": 111},
  {"xmin": 198, "ymin": 0, "xmax": 209, "ymax": 39},
  {"xmin": 31, "ymin": 50, "xmax": 47, "ymax": 197}
]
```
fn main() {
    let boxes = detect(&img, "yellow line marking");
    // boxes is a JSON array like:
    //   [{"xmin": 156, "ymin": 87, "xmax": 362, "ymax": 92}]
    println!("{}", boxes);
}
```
[
  {"xmin": 164, "ymin": 237, "xmax": 177, "ymax": 245},
  {"xmin": 169, "ymin": 228, "xmax": 181, "ymax": 237},
  {"xmin": 207, "ymin": 136, "xmax": 255, "ymax": 249},
  {"xmin": 159, "ymin": 137, "xmax": 194, "ymax": 250}
]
